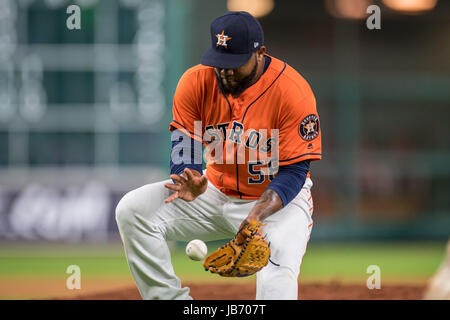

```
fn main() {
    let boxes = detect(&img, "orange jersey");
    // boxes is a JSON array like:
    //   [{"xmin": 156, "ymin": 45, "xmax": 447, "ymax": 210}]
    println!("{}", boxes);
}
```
[{"xmin": 170, "ymin": 54, "xmax": 322, "ymax": 199}]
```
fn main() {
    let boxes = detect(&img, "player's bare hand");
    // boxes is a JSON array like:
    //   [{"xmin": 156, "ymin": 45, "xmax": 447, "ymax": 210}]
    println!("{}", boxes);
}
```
[
  {"xmin": 164, "ymin": 168, "xmax": 208, "ymax": 203},
  {"xmin": 238, "ymin": 214, "xmax": 261, "ymax": 234}
]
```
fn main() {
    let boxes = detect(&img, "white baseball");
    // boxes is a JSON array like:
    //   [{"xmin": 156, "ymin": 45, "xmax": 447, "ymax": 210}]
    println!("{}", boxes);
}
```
[{"xmin": 186, "ymin": 239, "xmax": 208, "ymax": 261}]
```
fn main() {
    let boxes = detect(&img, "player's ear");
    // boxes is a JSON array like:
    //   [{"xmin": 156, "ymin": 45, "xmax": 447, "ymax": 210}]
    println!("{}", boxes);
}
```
[{"xmin": 256, "ymin": 46, "xmax": 266, "ymax": 61}]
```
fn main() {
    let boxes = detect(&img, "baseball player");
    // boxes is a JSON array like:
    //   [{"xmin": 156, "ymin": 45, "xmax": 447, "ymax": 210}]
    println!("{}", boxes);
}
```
[{"xmin": 116, "ymin": 11, "xmax": 322, "ymax": 300}]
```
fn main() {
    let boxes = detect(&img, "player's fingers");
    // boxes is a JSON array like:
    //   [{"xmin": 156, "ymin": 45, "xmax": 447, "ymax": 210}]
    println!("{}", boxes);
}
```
[
  {"xmin": 164, "ymin": 183, "xmax": 181, "ymax": 191},
  {"xmin": 170, "ymin": 174, "xmax": 187, "ymax": 184},
  {"xmin": 184, "ymin": 168, "xmax": 195, "ymax": 180},
  {"xmin": 200, "ymin": 174, "xmax": 208, "ymax": 185},
  {"xmin": 164, "ymin": 192, "xmax": 179, "ymax": 203}
]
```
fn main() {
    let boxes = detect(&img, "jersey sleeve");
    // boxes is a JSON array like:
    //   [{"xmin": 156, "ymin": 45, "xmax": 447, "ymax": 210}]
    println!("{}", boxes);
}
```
[
  {"xmin": 169, "ymin": 69, "xmax": 203, "ymax": 142},
  {"xmin": 277, "ymin": 88, "xmax": 322, "ymax": 166}
]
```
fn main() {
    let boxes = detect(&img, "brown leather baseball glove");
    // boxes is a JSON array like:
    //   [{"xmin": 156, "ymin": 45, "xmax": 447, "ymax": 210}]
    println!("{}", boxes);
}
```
[{"xmin": 203, "ymin": 220, "xmax": 270, "ymax": 277}]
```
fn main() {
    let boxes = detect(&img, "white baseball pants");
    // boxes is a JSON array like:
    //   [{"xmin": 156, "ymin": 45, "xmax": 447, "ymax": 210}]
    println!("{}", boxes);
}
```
[{"xmin": 115, "ymin": 174, "xmax": 314, "ymax": 300}]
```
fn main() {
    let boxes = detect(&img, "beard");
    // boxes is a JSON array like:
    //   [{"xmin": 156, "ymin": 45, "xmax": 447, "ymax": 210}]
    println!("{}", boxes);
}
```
[{"xmin": 215, "ymin": 57, "xmax": 259, "ymax": 98}]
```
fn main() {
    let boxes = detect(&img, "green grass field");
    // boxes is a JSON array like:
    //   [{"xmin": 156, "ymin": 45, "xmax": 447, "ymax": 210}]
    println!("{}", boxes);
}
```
[{"xmin": 0, "ymin": 241, "xmax": 446, "ymax": 299}]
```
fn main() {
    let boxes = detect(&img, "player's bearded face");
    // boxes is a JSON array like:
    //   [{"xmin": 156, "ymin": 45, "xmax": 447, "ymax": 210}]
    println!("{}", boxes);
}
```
[{"xmin": 214, "ymin": 54, "xmax": 259, "ymax": 98}]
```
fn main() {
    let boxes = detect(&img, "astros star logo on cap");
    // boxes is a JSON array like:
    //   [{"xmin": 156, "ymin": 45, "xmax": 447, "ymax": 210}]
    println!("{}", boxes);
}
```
[{"xmin": 216, "ymin": 30, "xmax": 232, "ymax": 47}]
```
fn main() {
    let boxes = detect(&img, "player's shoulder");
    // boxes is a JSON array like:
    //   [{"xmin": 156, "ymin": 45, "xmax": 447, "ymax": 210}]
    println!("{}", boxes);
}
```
[
  {"xmin": 268, "ymin": 55, "xmax": 314, "ymax": 101},
  {"xmin": 175, "ymin": 64, "xmax": 215, "ymax": 97},
  {"xmin": 180, "ymin": 64, "xmax": 215, "ymax": 82}
]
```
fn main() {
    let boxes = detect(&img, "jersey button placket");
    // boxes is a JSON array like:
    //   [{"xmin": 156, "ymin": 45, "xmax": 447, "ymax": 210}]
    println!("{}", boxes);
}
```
[
  {"xmin": 234, "ymin": 99, "xmax": 245, "ymax": 120},
  {"xmin": 231, "ymin": 101, "xmax": 241, "ymax": 121}
]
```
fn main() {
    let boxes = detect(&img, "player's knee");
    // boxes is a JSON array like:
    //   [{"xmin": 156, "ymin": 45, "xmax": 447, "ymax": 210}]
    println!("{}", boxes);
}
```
[
  {"xmin": 115, "ymin": 191, "xmax": 137, "ymax": 229},
  {"xmin": 115, "ymin": 184, "xmax": 164, "ymax": 232}
]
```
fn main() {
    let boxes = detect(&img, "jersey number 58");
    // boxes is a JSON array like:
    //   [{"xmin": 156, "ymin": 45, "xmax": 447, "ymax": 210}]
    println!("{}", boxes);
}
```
[{"xmin": 248, "ymin": 160, "xmax": 278, "ymax": 184}]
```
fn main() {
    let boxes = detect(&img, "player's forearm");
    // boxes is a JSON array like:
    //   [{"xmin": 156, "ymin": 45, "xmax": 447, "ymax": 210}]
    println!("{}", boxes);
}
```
[
  {"xmin": 244, "ymin": 160, "xmax": 310, "ymax": 224},
  {"xmin": 246, "ymin": 189, "xmax": 283, "ymax": 222}
]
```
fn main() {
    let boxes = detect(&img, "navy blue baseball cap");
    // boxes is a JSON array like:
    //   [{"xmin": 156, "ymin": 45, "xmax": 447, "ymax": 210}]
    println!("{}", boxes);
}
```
[{"xmin": 200, "ymin": 11, "xmax": 264, "ymax": 69}]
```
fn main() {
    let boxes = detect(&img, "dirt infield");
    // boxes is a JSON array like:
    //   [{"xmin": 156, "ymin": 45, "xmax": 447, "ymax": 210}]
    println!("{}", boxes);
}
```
[{"xmin": 68, "ymin": 282, "xmax": 426, "ymax": 300}]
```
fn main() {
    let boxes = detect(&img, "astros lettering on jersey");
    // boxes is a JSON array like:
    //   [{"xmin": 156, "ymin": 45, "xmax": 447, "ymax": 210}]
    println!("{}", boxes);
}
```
[{"xmin": 170, "ymin": 54, "xmax": 322, "ymax": 200}]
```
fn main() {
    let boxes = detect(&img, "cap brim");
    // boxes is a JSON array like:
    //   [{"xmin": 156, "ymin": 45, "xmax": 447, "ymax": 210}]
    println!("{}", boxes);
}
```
[{"xmin": 200, "ymin": 47, "xmax": 253, "ymax": 69}]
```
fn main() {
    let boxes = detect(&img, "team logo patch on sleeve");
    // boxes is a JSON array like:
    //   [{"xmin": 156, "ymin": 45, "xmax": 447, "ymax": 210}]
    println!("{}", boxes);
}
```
[{"xmin": 298, "ymin": 114, "xmax": 320, "ymax": 141}]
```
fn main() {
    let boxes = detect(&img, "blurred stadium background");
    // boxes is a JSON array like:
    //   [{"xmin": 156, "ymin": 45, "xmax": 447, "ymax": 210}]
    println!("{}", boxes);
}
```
[{"xmin": 0, "ymin": 0, "xmax": 449, "ymax": 299}]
